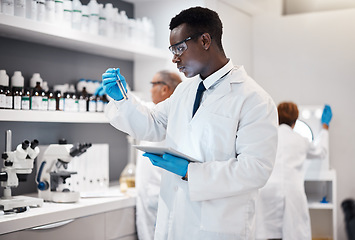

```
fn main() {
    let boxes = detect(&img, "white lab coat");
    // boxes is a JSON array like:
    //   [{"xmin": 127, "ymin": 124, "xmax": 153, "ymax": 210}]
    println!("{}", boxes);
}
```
[
  {"xmin": 105, "ymin": 61, "xmax": 278, "ymax": 240},
  {"xmin": 136, "ymin": 139, "xmax": 164, "ymax": 240},
  {"xmin": 255, "ymin": 124, "xmax": 328, "ymax": 240}
]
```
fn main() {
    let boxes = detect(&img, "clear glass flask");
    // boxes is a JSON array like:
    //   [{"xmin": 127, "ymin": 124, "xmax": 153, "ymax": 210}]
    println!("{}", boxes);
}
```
[{"xmin": 119, "ymin": 135, "xmax": 137, "ymax": 193}]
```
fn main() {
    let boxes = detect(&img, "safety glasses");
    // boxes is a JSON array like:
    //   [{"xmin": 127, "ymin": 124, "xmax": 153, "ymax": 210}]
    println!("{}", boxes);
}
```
[{"xmin": 168, "ymin": 33, "xmax": 203, "ymax": 57}]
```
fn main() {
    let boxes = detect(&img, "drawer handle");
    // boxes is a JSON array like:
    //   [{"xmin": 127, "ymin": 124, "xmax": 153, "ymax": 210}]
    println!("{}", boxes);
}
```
[{"xmin": 31, "ymin": 219, "xmax": 75, "ymax": 230}]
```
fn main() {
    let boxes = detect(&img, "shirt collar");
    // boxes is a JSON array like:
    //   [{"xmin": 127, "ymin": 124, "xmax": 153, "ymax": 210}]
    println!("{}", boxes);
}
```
[{"xmin": 199, "ymin": 59, "xmax": 234, "ymax": 90}]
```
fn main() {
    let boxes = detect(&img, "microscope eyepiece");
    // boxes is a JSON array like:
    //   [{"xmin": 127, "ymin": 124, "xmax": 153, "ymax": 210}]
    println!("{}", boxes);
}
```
[
  {"xmin": 22, "ymin": 140, "xmax": 30, "ymax": 150},
  {"xmin": 30, "ymin": 139, "xmax": 39, "ymax": 149},
  {"xmin": 69, "ymin": 143, "xmax": 92, "ymax": 157}
]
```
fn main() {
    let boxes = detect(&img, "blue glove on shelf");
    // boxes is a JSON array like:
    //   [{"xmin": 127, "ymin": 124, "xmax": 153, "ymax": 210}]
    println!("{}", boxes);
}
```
[
  {"xmin": 102, "ymin": 68, "xmax": 127, "ymax": 101},
  {"xmin": 143, "ymin": 153, "xmax": 189, "ymax": 177},
  {"xmin": 321, "ymin": 104, "xmax": 333, "ymax": 126}
]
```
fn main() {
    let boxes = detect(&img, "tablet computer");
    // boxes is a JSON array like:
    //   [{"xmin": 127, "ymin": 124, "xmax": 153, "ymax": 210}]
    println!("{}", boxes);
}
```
[{"xmin": 133, "ymin": 145, "xmax": 199, "ymax": 162}]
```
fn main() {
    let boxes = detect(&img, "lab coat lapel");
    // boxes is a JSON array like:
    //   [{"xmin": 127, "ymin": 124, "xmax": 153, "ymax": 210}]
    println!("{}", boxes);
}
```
[{"xmin": 199, "ymin": 78, "xmax": 231, "ymax": 111}]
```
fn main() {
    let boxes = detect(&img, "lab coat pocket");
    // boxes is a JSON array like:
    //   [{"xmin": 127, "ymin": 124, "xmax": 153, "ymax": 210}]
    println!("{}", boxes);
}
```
[
  {"xmin": 202, "ymin": 112, "xmax": 237, "ymax": 161},
  {"xmin": 200, "ymin": 194, "xmax": 252, "ymax": 238}
]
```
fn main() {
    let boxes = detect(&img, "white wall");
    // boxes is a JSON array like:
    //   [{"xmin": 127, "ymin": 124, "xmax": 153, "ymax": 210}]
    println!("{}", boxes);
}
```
[{"xmin": 253, "ymin": 6, "xmax": 355, "ymax": 240}]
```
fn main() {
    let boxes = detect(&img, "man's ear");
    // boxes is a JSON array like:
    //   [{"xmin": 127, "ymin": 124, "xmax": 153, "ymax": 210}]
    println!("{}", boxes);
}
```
[{"xmin": 201, "ymin": 33, "xmax": 212, "ymax": 50}]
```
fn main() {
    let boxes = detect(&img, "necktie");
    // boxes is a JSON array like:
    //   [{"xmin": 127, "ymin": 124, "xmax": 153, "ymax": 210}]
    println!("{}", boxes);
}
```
[{"xmin": 192, "ymin": 81, "xmax": 206, "ymax": 117}]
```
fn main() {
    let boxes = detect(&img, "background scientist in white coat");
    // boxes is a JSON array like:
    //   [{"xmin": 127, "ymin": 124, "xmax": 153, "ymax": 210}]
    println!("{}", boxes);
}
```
[
  {"xmin": 103, "ymin": 7, "xmax": 278, "ymax": 239},
  {"xmin": 135, "ymin": 70, "xmax": 181, "ymax": 240},
  {"xmin": 255, "ymin": 102, "xmax": 333, "ymax": 240}
]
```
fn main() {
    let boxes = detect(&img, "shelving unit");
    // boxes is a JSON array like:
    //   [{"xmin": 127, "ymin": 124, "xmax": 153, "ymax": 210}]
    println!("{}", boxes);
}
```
[
  {"xmin": 0, "ymin": 109, "xmax": 109, "ymax": 123},
  {"xmin": 304, "ymin": 169, "xmax": 337, "ymax": 240},
  {"xmin": 0, "ymin": 14, "xmax": 169, "ymax": 61}
]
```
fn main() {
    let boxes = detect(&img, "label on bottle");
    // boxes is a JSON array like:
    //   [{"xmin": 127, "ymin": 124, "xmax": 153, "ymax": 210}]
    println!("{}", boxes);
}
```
[
  {"xmin": 31, "ymin": 95, "xmax": 42, "ymax": 110},
  {"xmin": 78, "ymin": 99, "xmax": 86, "ymax": 112},
  {"xmin": 48, "ymin": 98, "xmax": 56, "ymax": 111},
  {"xmin": 13, "ymin": 95, "xmax": 21, "ymax": 109},
  {"xmin": 21, "ymin": 96, "xmax": 30, "ymax": 110},
  {"xmin": 0, "ymin": 93, "xmax": 5, "ymax": 108},
  {"xmin": 88, "ymin": 99, "xmax": 96, "ymax": 112},
  {"xmin": 41, "ymin": 96, "xmax": 48, "ymax": 111},
  {"xmin": 5, "ymin": 95, "xmax": 13, "ymax": 109},
  {"xmin": 59, "ymin": 98, "xmax": 64, "ymax": 110}
]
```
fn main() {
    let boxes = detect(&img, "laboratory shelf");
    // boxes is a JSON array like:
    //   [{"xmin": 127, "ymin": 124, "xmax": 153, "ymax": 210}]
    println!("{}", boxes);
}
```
[
  {"xmin": 0, "ymin": 109, "xmax": 109, "ymax": 123},
  {"xmin": 304, "ymin": 169, "xmax": 336, "ymax": 181},
  {"xmin": 0, "ymin": 14, "xmax": 169, "ymax": 61},
  {"xmin": 307, "ymin": 193, "xmax": 334, "ymax": 209}
]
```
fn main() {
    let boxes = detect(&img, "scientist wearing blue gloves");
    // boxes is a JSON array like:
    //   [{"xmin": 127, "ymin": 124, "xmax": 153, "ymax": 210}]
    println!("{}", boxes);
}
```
[
  {"xmin": 103, "ymin": 7, "xmax": 278, "ymax": 240},
  {"xmin": 255, "ymin": 102, "xmax": 333, "ymax": 240}
]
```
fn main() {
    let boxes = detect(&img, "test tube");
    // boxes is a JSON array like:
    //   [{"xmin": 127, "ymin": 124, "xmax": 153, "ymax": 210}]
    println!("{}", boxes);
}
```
[{"xmin": 115, "ymin": 69, "xmax": 128, "ymax": 100}]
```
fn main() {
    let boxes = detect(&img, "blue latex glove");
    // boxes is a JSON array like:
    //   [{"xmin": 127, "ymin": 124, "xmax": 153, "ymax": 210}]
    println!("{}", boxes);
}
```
[
  {"xmin": 143, "ymin": 153, "xmax": 189, "ymax": 177},
  {"xmin": 321, "ymin": 104, "xmax": 333, "ymax": 126},
  {"xmin": 94, "ymin": 82, "xmax": 105, "ymax": 96},
  {"xmin": 101, "ymin": 68, "xmax": 127, "ymax": 101}
]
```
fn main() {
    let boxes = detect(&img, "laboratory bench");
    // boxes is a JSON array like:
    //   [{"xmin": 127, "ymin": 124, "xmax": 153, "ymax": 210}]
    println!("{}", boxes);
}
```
[{"xmin": 0, "ymin": 186, "xmax": 137, "ymax": 240}]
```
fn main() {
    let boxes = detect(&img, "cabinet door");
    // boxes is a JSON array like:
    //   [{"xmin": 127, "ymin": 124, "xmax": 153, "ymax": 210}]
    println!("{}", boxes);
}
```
[
  {"xmin": 1, "ymin": 213, "xmax": 105, "ymax": 240},
  {"xmin": 105, "ymin": 207, "xmax": 137, "ymax": 240}
]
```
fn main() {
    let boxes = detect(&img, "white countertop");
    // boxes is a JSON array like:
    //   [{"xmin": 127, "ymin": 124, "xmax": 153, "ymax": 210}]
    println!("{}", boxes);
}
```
[{"xmin": 0, "ymin": 187, "xmax": 136, "ymax": 235}]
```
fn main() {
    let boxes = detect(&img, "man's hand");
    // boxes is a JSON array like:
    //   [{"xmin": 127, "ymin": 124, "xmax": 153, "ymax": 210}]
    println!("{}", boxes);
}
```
[{"xmin": 143, "ymin": 153, "xmax": 189, "ymax": 177}]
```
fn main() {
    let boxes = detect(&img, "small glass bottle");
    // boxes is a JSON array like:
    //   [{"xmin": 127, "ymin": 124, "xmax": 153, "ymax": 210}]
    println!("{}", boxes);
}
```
[
  {"xmin": 78, "ymin": 88, "xmax": 88, "ymax": 112},
  {"xmin": 31, "ymin": 82, "xmax": 42, "ymax": 110},
  {"xmin": 41, "ymin": 90, "xmax": 48, "ymax": 111},
  {"xmin": 88, "ymin": 94, "xmax": 96, "ymax": 112},
  {"xmin": 96, "ymin": 94, "xmax": 103, "ymax": 112},
  {"xmin": 72, "ymin": 92, "xmax": 79, "ymax": 112},
  {"xmin": 47, "ymin": 89, "xmax": 56, "ymax": 111},
  {"xmin": 21, "ymin": 88, "xmax": 31, "ymax": 110},
  {"xmin": 56, "ymin": 91, "xmax": 64, "ymax": 111},
  {"xmin": 63, "ymin": 92, "xmax": 72, "ymax": 112},
  {"xmin": 12, "ymin": 86, "xmax": 23, "ymax": 110},
  {"xmin": 4, "ymin": 86, "xmax": 13, "ymax": 109},
  {"xmin": 0, "ymin": 86, "xmax": 5, "ymax": 109}
]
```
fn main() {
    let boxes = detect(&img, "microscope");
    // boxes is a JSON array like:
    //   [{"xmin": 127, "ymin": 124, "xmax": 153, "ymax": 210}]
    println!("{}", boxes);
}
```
[
  {"xmin": 0, "ymin": 130, "xmax": 43, "ymax": 213},
  {"xmin": 36, "ymin": 141, "xmax": 92, "ymax": 203}
]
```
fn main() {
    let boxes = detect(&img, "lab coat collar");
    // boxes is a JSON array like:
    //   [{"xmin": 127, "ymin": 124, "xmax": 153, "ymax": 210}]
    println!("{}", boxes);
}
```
[{"xmin": 199, "ymin": 59, "xmax": 235, "ymax": 89}]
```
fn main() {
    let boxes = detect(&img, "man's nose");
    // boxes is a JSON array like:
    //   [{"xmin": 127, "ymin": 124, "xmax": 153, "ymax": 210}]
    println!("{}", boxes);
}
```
[{"xmin": 172, "ymin": 54, "xmax": 180, "ymax": 63}]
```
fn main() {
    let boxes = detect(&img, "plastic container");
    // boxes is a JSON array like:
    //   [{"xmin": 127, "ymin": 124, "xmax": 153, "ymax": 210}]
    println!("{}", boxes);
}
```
[
  {"xmin": 63, "ymin": 0, "xmax": 72, "ymax": 28},
  {"xmin": 0, "ymin": 70, "xmax": 9, "ymax": 87},
  {"xmin": 14, "ymin": 0, "xmax": 26, "ymax": 17},
  {"xmin": 105, "ymin": 3, "xmax": 114, "ymax": 38},
  {"xmin": 36, "ymin": 0, "xmax": 45, "ymax": 22},
  {"xmin": 81, "ymin": 5, "xmax": 89, "ymax": 33},
  {"xmin": 98, "ymin": 3, "xmax": 106, "ymax": 36},
  {"xmin": 45, "ymin": 0, "xmax": 55, "ymax": 23},
  {"xmin": 88, "ymin": 0, "xmax": 99, "ymax": 35},
  {"xmin": 72, "ymin": 0, "xmax": 82, "ymax": 30},
  {"xmin": 54, "ymin": 0, "xmax": 63, "ymax": 23},
  {"xmin": 26, "ymin": 0, "xmax": 37, "ymax": 20},
  {"xmin": 30, "ymin": 73, "xmax": 43, "ymax": 88},
  {"xmin": 2, "ymin": 0, "xmax": 15, "ymax": 16},
  {"xmin": 11, "ymin": 71, "xmax": 24, "ymax": 87}
]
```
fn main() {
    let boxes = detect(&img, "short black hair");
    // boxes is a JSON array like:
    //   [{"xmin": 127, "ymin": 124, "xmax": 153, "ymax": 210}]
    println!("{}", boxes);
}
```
[{"xmin": 169, "ymin": 7, "xmax": 224, "ymax": 51}]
